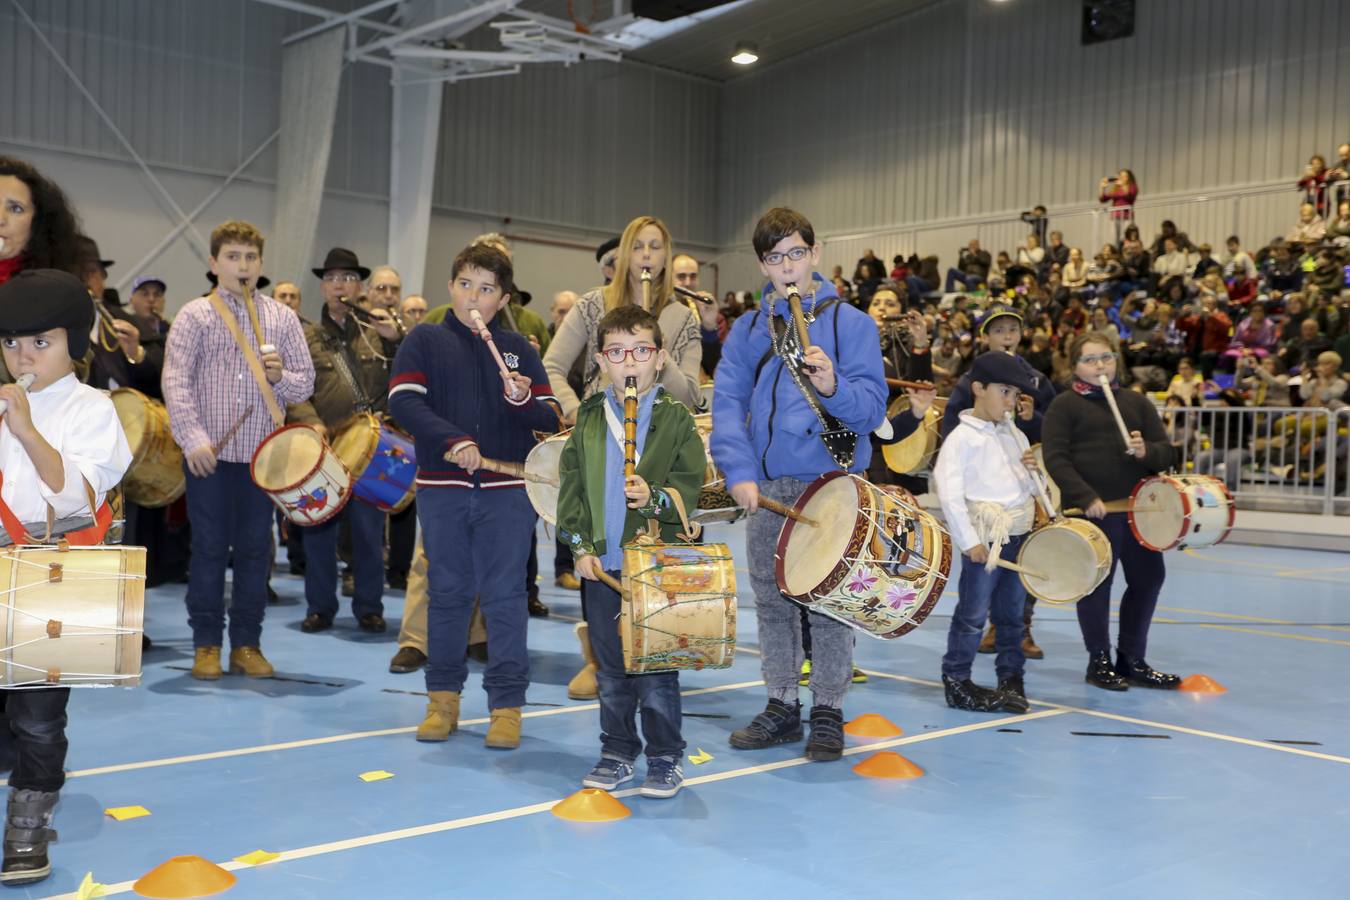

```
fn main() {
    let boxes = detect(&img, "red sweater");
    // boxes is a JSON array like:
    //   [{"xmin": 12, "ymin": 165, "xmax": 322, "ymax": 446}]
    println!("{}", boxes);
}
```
[{"xmin": 0, "ymin": 256, "xmax": 24, "ymax": 287}]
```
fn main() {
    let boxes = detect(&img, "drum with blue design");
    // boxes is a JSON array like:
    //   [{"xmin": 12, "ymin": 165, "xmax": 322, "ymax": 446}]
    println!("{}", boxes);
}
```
[{"xmin": 332, "ymin": 413, "xmax": 418, "ymax": 513}]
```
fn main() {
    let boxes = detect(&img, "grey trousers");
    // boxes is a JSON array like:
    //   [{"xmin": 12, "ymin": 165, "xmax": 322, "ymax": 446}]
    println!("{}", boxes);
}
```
[{"xmin": 748, "ymin": 477, "xmax": 855, "ymax": 710}]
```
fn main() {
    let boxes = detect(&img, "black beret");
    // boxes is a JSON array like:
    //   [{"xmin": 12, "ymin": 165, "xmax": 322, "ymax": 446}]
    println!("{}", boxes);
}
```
[
  {"xmin": 595, "ymin": 237, "xmax": 620, "ymax": 263},
  {"xmin": 0, "ymin": 269, "xmax": 96, "ymax": 359},
  {"xmin": 970, "ymin": 350, "xmax": 1037, "ymax": 395}
]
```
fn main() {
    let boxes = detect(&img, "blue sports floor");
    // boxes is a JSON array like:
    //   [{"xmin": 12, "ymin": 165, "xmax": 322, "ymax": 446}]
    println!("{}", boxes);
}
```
[{"xmin": 10, "ymin": 519, "xmax": 1349, "ymax": 900}]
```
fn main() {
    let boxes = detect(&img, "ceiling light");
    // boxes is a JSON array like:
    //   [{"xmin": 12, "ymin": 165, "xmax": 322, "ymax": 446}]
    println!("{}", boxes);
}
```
[{"xmin": 731, "ymin": 41, "xmax": 758, "ymax": 65}]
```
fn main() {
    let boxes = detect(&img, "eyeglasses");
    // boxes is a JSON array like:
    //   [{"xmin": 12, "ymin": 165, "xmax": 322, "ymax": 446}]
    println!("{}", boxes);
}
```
[
  {"xmin": 761, "ymin": 246, "xmax": 811, "ymax": 266},
  {"xmin": 601, "ymin": 345, "xmax": 656, "ymax": 364},
  {"xmin": 1079, "ymin": 353, "xmax": 1116, "ymax": 366},
  {"xmin": 322, "ymin": 272, "xmax": 360, "ymax": 283},
  {"xmin": 370, "ymin": 283, "xmax": 400, "ymax": 293}
]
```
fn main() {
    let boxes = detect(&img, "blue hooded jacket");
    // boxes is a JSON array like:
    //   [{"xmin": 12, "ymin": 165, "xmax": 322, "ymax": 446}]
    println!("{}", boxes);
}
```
[{"xmin": 710, "ymin": 274, "xmax": 887, "ymax": 485}]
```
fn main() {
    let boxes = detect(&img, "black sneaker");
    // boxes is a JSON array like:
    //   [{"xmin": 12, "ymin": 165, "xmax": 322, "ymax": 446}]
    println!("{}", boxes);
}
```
[
  {"xmin": 729, "ymin": 699, "xmax": 803, "ymax": 750},
  {"xmin": 804, "ymin": 706, "xmax": 845, "ymax": 762},
  {"xmin": 1085, "ymin": 652, "xmax": 1129, "ymax": 691},
  {"xmin": 942, "ymin": 675, "xmax": 1029, "ymax": 714},
  {"xmin": 1115, "ymin": 653, "xmax": 1181, "ymax": 690},
  {"xmin": 997, "ymin": 674, "xmax": 1026, "ymax": 701}
]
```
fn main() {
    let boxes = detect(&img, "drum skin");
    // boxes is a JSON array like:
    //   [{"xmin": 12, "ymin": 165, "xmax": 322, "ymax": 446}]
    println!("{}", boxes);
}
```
[
  {"xmin": 0, "ymin": 545, "xmax": 144, "ymax": 687},
  {"xmin": 1017, "ymin": 517, "xmax": 1112, "ymax": 604},
  {"xmin": 332, "ymin": 413, "xmax": 418, "ymax": 514},
  {"xmin": 620, "ymin": 542, "xmax": 736, "ymax": 674},
  {"xmin": 880, "ymin": 396, "xmax": 946, "ymax": 474},
  {"xmin": 111, "ymin": 388, "xmax": 186, "ymax": 508},
  {"xmin": 775, "ymin": 471, "xmax": 951, "ymax": 640},
  {"xmin": 251, "ymin": 425, "xmax": 352, "ymax": 526},
  {"xmin": 523, "ymin": 433, "xmax": 568, "ymax": 525},
  {"xmin": 1128, "ymin": 474, "xmax": 1235, "ymax": 552}
]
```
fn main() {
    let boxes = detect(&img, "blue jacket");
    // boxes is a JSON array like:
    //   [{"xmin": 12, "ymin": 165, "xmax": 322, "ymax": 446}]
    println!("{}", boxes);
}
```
[
  {"xmin": 939, "ymin": 350, "xmax": 1057, "ymax": 444},
  {"xmin": 710, "ymin": 275, "xmax": 887, "ymax": 485},
  {"xmin": 389, "ymin": 313, "xmax": 560, "ymax": 489}
]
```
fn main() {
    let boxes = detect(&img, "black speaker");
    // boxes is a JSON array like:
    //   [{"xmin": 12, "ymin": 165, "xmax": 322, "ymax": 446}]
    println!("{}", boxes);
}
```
[{"xmin": 1082, "ymin": 0, "xmax": 1135, "ymax": 45}]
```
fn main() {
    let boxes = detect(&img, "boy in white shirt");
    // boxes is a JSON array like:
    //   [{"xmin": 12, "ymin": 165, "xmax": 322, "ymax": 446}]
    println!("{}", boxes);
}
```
[
  {"xmin": 933, "ymin": 352, "xmax": 1039, "ymax": 715},
  {"xmin": 0, "ymin": 269, "xmax": 132, "ymax": 885}
]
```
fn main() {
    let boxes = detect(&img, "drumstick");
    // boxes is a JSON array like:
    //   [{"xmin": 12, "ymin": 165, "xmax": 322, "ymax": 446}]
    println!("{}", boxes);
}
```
[
  {"xmin": 0, "ymin": 373, "xmax": 37, "ymax": 415},
  {"xmin": 786, "ymin": 284, "xmax": 811, "ymax": 353},
  {"xmin": 886, "ymin": 377, "xmax": 936, "ymax": 391},
  {"xmin": 211, "ymin": 404, "xmax": 255, "ymax": 455},
  {"xmin": 993, "ymin": 558, "xmax": 1050, "ymax": 581},
  {"xmin": 1097, "ymin": 374, "xmax": 1133, "ymax": 451},
  {"xmin": 596, "ymin": 571, "xmax": 625, "ymax": 594},
  {"xmin": 757, "ymin": 495, "xmax": 818, "ymax": 528},
  {"xmin": 640, "ymin": 268, "xmax": 652, "ymax": 311},
  {"xmin": 623, "ymin": 376, "xmax": 638, "ymax": 479},
  {"xmin": 472, "ymin": 456, "xmax": 559, "ymax": 486},
  {"xmin": 469, "ymin": 308, "xmax": 520, "ymax": 401}
]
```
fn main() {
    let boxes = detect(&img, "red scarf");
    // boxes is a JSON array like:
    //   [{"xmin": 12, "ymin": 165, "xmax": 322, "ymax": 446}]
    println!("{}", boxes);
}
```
[
  {"xmin": 0, "ymin": 255, "xmax": 24, "ymax": 287},
  {"xmin": 1071, "ymin": 377, "xmax": 1119, "ymax": 397}
]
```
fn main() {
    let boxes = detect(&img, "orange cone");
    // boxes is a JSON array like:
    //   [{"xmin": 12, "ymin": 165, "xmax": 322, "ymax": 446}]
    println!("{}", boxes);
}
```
[
  {"xmin": 1178, "ymin": 674, "xmax": 1227, "ymax": 693},
  {"xmin": 551, "ymin": 788, "xmax": 632, "ymax": 822},
  {"xmin": 852, "ymin": 751, "xmax": 924, "ymax": 780},
  {"xmin": 843, "ymin": 713, "xmax": 903, "ymax": 739},
  {"xmin": 133, "ymin": 855, "xmax": 237, "ymax": 898}
]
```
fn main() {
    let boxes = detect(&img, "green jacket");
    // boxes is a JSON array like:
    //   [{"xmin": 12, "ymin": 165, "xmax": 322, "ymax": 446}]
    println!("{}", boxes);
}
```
[
  {"xmin": 426, "ymin": 301, "xmax": 551, "ymax": 354},
  {"xmin": 557, "ymin": 388, "xmax": 706, "ymax": 559},
  {"xmin": 287, "ymin": 306, "xmax": 398, "ymax": 429}
]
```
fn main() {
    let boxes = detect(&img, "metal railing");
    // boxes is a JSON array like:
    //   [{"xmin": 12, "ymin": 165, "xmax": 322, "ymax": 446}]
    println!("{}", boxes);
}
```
[{"xmin": 1170, "ymin": 405, "xmax": 1340, "ymax": 515}]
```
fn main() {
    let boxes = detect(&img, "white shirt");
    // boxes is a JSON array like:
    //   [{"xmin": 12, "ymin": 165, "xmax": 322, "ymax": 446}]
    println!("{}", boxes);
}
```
[
  {"xmin": 0, "ymin": 373, "xmax": 132, "ymax": 523},
  {"xmin": 932, "ymin": 409, "xmax": 1035, "ymax": 552}
]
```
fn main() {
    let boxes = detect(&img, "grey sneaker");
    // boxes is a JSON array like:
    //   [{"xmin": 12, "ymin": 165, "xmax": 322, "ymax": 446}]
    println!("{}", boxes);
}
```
[
  {"xmin": 640, "ymin": 757, "xmax": 684, "ymax": 799},
  {"xmin": 581, "ymin": 757, "xmax": 635, "ymax": 791}
]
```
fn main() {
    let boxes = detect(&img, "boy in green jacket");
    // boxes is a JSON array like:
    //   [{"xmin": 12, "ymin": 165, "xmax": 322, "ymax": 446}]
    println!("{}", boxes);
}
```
[{"xmin": 557, "ymin": 305, "xmax": 706, "ymax": 799}]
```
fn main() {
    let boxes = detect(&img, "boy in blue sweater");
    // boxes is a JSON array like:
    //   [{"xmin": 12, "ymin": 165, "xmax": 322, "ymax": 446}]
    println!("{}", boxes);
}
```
[
  {"xmin": 389, "ymin": 244, "xmax": 560, "ymax": 750},
  {"xmin": 710, "ymin": 207, "xmax": 887, "ymax": 762}
]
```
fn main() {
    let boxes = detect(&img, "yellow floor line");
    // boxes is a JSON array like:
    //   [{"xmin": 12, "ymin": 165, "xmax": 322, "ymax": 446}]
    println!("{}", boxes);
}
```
[
  {"xmin": 39, "ymin": 709, "xmax": 1066, "ymax": 900},
  {"xmin": 1189, "ymin": 623, "xmax": 1350, "ymax": 647},
  {"xmin": 1156, "ymin": 605, "xmax": 1350, "ymax": 634},
  {"xmin": 2, "ymin": 679, "xmax": 767, "ymax": 786}
]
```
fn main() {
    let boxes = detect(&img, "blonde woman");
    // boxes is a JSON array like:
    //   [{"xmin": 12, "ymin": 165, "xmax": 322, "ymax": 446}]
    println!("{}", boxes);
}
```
[{"xmin": 544, "ymin": 216, "xmax": 702, "ymax": 420}]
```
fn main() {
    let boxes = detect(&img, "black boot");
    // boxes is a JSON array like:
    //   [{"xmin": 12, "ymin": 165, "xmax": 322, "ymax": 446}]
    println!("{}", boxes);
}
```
[
  {"xmin": 1085, "ymin": 651, "xmax": 1129, "ymax": 691},
  {"xmin": 804, "ymin": 705, "xmax": 846, "ymax": 761},
  {"xmin": 997, "ymin": 674, "xmax": 1026, "ymax": 702},
  {"xmin": 1116, "ymin": 653, "xmax": 1181, "ymax": 690},
  {"xmin": 942, "ymin": 675, "xmax": 1028, "ymax": 714},
  {"xmin": 1, "ymin": 788, "xmax": 58, "ymax": 885},
  {"xmin": 729, "ymin": 699, "xmax": 803, "ymax": 750}
]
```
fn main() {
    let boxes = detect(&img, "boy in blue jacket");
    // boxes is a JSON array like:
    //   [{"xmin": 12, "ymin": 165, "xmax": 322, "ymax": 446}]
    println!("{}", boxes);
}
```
[
  {"xmin": 710, "ymin": 207, "xmax": 887, "ymax": 761},
  {"xmin": 389, "ymin": 243, "xmax": 560, "ymax": 750}
]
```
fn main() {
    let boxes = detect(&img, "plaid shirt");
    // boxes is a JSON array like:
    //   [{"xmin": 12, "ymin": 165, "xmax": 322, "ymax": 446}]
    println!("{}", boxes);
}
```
[{"xmin": 163, "ymin": 288, "xmax": 315, "ymax": 462}]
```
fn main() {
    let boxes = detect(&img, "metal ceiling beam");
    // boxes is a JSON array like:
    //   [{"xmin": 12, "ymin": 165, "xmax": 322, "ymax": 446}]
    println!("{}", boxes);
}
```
[
  {"xmin": 247, "ymin": 0, "xmax": 402, "ymax": 35},
  {"xmin": 355, "ymin": 0, "xmax": 521, "ymax": 56},
  {"xmin": 282, "ymin": 0, "xmax": 403, "ymax": 45}
]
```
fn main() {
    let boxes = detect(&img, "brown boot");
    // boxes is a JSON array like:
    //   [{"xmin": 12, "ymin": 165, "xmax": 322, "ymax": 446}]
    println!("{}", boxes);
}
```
[
  {"xmin": 228, "ymin": 646, "xmax": 275, "ymax": 678},
  {"xmin": 415, "ymin": 691, "xmax": 461, "ymax": 742},
  {"xmin": 977, "ymin": 625, "xmax": 996, "ymax": 654},
  {"xmin": 1021, "ymin": 625, "xmax": 1044, "ymax": 660},
  {"xmin": 566, "ymin": 622, "xmax": 599, "ymax": 700},
  {"xmin": 191, "ymin": 646, "xmax": 222, "ymax": 680},
  {"xmin": 485, "ymin": 707, "xmax": 522, "ymax": 749}
]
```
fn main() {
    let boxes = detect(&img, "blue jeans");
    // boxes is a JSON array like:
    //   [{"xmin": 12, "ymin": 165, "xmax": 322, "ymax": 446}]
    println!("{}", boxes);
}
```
[
  {"xmin": 301, "ymin": 498, "xmax": 386, "ymax": 619},
  {"xmin": 942, "ymin": 534, "xmax": 1028, "ymax": 681},
  {"xmin": 184, "ymin": 461, "xmax": 274, "ymax": 648},
  {"xmin": 1077, "ymin": 512, "xmax": 1165, "ymax": 658},
  {"xmin": 945, "ymin": 268, "xmax": 984, "ymax": 293},
  {"xmin": 583, "ymin": 574, "xmax": 685, "ymax": 762},
  {"xmin": 418, "ymin": 487, "xmax": 534, "ymax": 708},
  {"xmin": 2, "ymin": 689, "xmax": 70, "ymax": 792}
]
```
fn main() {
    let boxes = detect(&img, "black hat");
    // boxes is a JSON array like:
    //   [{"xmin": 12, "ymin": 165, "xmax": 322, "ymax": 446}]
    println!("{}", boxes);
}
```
[
  {"xmin": 206, "ymin": 271, "xmax": 271, "ymax": 290},
  {"xmin": 0, "ymin": 269, "xmax": 96, "ymax": 359},
  {"xmin": 73, "ymin": 235, "xmax": 114, "ymax": 271},
  {"xmin": 312, "ymin": 247, "xmax": 370, "ymax": 280},
  {"xmin": 978, "ymin": 304, "xmax": 1023, "ymax": 335},
  {"xmin": 595, "ymin": 237, "xmax": 620, "ymax": 264},
  {"xmin": 970, "ymin": 351, "xmax": 1037, "ymax": 395}
]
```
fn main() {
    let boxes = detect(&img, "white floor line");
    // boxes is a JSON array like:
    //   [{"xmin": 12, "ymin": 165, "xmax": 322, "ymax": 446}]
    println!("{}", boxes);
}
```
[
  {"xmin": 857, "ymin": 667, "xmax": 1350, "ymax": 765},
  {"xmin": 3, "ymin": 679, "xmax": 766, "ymax": 785},
  {"xmin": 38, "ymin": 709, "xmax": 1064, "ymax": 900}
]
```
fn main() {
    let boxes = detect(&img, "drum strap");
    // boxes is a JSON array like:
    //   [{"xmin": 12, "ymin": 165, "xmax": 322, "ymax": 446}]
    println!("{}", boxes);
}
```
[
  {"xmin": 207, "ymin": 289, "xmax": 286, "ymax": 428},
  {"xmin": 636, "ymin": 487, "xmax": 701, "ymax": 545},
  {"xmin": 0, "ymin": 471, "xmax": 111, "ymax": 547}
]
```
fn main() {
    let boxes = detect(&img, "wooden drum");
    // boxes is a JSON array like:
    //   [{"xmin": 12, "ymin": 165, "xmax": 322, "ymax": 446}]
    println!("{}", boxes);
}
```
[
  {"xmin": 1016, "ymin": 518, "xmax": 1112, "ymax": 605},
  {"xmin": 111, "ymin": 388, "xmax": 185, "ymax": 508},
  {"xmin": 1129, "ymin": 474, "xmax": 1235, "ymax": 552},
  {"xmin": 250, "ymin": 425, "xmax": 352, "ymax": 526},
  {"xmin": 691, "ymin": 414, "xmax": 742, "ymax": 526},
  {"xmin": 0, "ymin": 545, "xmax": 144, "ymax": 687},
  {"xmin": 776, "ymin": 471, "xmax": 951, "ymax": 640},
  {"xmin": 522, "ymin": 432, "xmax": 568, "ymax": 525},
  {"xmin": 620, "ymin": 542, "xmax": 736, "ymax": 674}
]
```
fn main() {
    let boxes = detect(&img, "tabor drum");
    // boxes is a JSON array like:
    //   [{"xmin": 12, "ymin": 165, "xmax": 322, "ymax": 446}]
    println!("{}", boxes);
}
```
[
  {"xmin": 1016, "ymin": 518, "xmax": 1112, "ymax": 605},
  {"xmin": 776, "ymin": 471, "xmax": 951, "ymax": 640},
  {"xmin": 691, "ymin": 414, "xmax": 742, "ymax": 526},
  {"xmin": 251, "ymin": 425, "xmax": 352, "ymax": 526},
  {"xmin": 332, "ymin": 413, "xmax": 417, "ymax": 513},
  {"xmin": 111, "ymin": 388, "xmax": 185, "ymax": 508},
  {"xmin": 522, "ymin": 432, "xmax": 568, "ymax": 525},
  {"xmin": 880, "ymin": 396, "xmax": 946, "ymax": 474},
  {"xmin": 0, "ymin": 545, "xmax": 144, "ymax": 687},
  {"xmin": 1129, "ymin": 474, "xmax": 1235, "ymax": 551},
  {"xmin": 620, "ymin": 542, "xmax": 736, "ymax": 674}
]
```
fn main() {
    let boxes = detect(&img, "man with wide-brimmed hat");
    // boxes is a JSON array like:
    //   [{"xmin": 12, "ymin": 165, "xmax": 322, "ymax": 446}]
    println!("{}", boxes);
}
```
[{"xmin": 288, "ymin": 247, "xmax": 402, "ymax": 635}]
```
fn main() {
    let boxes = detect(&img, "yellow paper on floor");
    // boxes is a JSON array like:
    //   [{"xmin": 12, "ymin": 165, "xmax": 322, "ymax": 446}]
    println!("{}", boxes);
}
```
[
  {"xmin": 76, "ymin": 872, "xmax": 108, "ymax": 899},
  {"xmin": 358, "ymin": 770, "xmax": 395, "ymax": 782},
  {"xmin": 688, "ymin": 748, "xmax": 714, "ymax": 765},
  {"xmin": 234, "ymin": 849, "xmax": 281, "ymax": 866},
  {"xmin": 104, "ymin": 805, "xmax": 151, "ymax": 821}
]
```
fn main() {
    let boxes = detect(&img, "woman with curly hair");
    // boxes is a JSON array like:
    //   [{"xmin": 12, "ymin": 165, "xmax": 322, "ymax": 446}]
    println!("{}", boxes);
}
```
[{"xmin": 0, "ymin": 156, "xmax": 86, "ymax": 283}]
